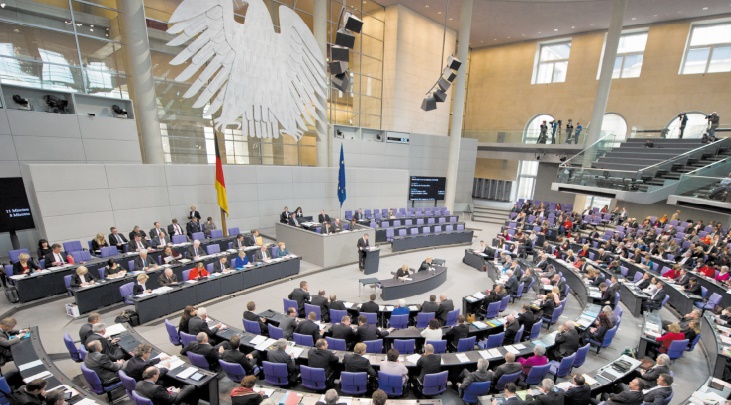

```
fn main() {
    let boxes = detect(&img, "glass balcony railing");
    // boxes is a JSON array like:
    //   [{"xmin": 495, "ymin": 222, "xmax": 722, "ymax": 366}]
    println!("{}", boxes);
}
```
[
  {"xmin": 673, "ymin": 158, "xmax": 731, "ymax": 200},
  {"xmin": 463, "ymin": 128, "xmax": 593, "ymax": 145}
]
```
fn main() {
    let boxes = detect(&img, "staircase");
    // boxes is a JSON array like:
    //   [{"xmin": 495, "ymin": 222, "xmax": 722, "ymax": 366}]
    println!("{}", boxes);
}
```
[
  {"xmin": 594, "ymin": 139, "xmax": 707, "ymax": 171},
  {"xmin": 472, "ymin": 205, "xmax": 511, "ymax": 225},
  {"xmin": 636, "ymin": 146, "xmax": 731, "ymax": 191}
]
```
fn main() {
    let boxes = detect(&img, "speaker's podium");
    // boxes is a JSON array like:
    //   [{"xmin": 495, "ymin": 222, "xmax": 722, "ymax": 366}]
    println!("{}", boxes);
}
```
[{"xmin": 363, "ymin": 246, "xmax": 380, "ymax": 275}]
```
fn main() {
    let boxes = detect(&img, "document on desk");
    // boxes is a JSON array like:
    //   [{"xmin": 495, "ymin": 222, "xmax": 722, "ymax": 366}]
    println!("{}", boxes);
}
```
[
  {"xmin": 18, "ymin": 359, "xmax": 43, "ymax": 371},
  {"xmin": 153, "ymin": 287, "xmax": 173, "ymax": 295},
  {"xmin": 255, "ymin": 338, "xmax": 277, "ymax": 351},
  {"xmin": 344, "ymin": 302, "xmax": 354, "ymax": 309},
  {"xmin": 582, "ymin": 374, "xmax": 599, "ymax": 386},
  {"xmin": 249, "ymin": 335, "xmax": 267, "ymax": 345},
  {"xmin": 474, "ymin": 292, "xmax": 486, "ymax": 299},
  {"xmin": 514, "ymin": 344, "xmax": 526, "ymax": 350},
  {"xmin": 176, "ymin": 367, "xmax": 198, "ymax": 379},
  {"xmin": 166, "ymin": 356, "xmax": 186, "ymax": 370},
  {"xmin": 505, "ymin": 345, "xmax": 520, "ymax": 354},
  {"xmin": 285, "ymin": 346, "xmax": 303, "ymax": 358},
  {"xmin": 408, "ymin": 305, "xmax": 419, "ymax": 311},
  {"xmin": 478, "ymin": 350, "xmax": 491, "ymax": 359},
  {"xmin": 456, "ymin": 353, "xmax": 470, "ymax": 363},
  {"xmin": 384, "ymin": 306, "xmax": 394, "ymax": 312},
  {"xmin": 74, "ymin": 398, "xmax": 99, "ymax": 405},
  {"xmin": 104, "ymin": 323, "xmax": 127, "ymax": 336},
  {"xmin": 23, "ymin": 371, "xmax": 52, "ymax": 384},
  {"xmin": 487, "ymin": 348, "xmax": 502, "ymax": 358},
  {"xmin": 465, "ymin": 296, "xmax": 478, "ymax": 303},
  {"xmin": 405, "ymin": 354, "xmax": 421, "ymax": 364}
]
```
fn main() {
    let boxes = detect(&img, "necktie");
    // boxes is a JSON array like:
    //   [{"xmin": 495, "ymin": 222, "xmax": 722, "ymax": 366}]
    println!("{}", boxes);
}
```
[
  {"xmin": 56, "ymin": 253, "xmax": 62, "ymax": 263},
  {"xmin": 142, "ymin": 259, "xmax": 146, "ymax": 267},
  {"xmin": 116, "ymin": 234, "xmax": 122, "ymax": 244}
]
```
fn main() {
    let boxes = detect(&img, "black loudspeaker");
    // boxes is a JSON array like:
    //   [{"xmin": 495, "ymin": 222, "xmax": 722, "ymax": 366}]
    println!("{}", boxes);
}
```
[
  {"xmin": 433, "ymin": 89, "xmax": 447, "ymax": 103},
  {"xmin": 329, "ymin": 61, "xmax": 348, "ymax": 75},
  {"xmin": 442, "ymin": 67, "xmax": 457, "ymax": 82},
  {"xmin": 421, "ymin": 96, "xmax": 437, "ymax": 111},
  {"xmin": 344, "ymin": 13, "xmax": 363, "ymax": 33},
  {"xmin": 335, "ymin": 28, "xmax": 355, "ymax": 48},
  {"xmin": 447, "ymin": 55, "xmax": 462, "ymax": 71},
  {"xmin": 331, "ymin": 46, "xmax": 350, "ymax": 62},
  {"xmin": 332, "ymin": 72, "xmax": 350, "ymax": 92},
  {"xmin": 437, "ymin": 77, "xmax": 451, "ymax": 91}
]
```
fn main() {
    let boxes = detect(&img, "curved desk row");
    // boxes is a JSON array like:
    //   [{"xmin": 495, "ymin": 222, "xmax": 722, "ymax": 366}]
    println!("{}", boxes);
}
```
[
  {"xmin": 10, "ymin": 326, "xmax": 98, "ymax": 404},
  {"xmin": 700, "ymin": 313, "xmax": 731, "ymax": 379},
  {"xmin": 378, "ymin": 266, "xmax": 448, "ymax": 300},
  {"xmin": 391, "ymin": 230, "xmax": 473, "ymax": 253}
]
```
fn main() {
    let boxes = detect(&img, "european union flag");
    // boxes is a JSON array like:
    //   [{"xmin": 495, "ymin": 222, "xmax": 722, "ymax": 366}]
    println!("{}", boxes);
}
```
[{"xmin": 338, "ymin": 144, "xmax": 346, "ymax": 207}]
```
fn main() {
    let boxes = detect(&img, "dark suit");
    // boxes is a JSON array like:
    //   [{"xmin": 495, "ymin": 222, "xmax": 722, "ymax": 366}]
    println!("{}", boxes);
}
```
[
  {"xmin": 552, "ymin": 328, "xmax": 580, "ymax": 358},
  {"xmin": 124, "ymin": 356, "xmax": 163, "ymax": 381},
  {"xmin": 84, "ymin": 351, "xmax": 121, "ymax": 384},
  {"xmin": 168, "ymin": 223, "xmax": 185, "ymax": 237},
  {"xmin": 308, "ymin": 348, "xmax": 339, "ymax": 384},
  {"xmin": 79, "ymin": 323, "xmax": 94, "ymax": 343},
  {"xmin": 295, "ymin": 319, "xmax": 321, "ymax": 342},
  {"xmin": 267, "ymin": 348, "xmax": 297, "ymax": 383},
  {"xmin": 357, "ymin": 237, "xmax": 369, "ymax": 269},
  {"xmin": 132, "ymin": 282, "xmax": 148, "ymax": 295},
  {"xmin": 607, "ymin": 388, "xmax": 644, "ymax": 405},
  {"xmin": 12, "ymin": 261, "xmax": 39, "ymax": 275},
  {"xmin": 149, "ymin": 228, "xmax": 164, "ymax": 239},
  {"xmin": 136, "ymin": 380, "xmax": 188, "ymax": 405},
  {"xmin": 187, "ymin": 245, "xmax": 205, "ymax": 258},
  {"xmin": 310, "ymin": 295, "xmax": 330, "ymax": 322},
  {"xmin": 44, "ymin": 251, "xmax": 66, "ymax": 267},
  {"xmin": 343, "ymin": 353, "xmax": 376, "ymax": 378},
  {"xmin": 70, "ymin": 272, "xmax": 96, "ymax": 288},
  {"xmin": 416, "ymin": 353, "xmax": 441, "ymax": 380},
  {"xmin": 288, "ymin": 288, "xmax": 311, "ymax": 316},
  {"xmin": 565, "ymin": 385, "xmax": 592, "ymax": 405},
  {"xmin": 641, "ymin": 365, "xmax": 669, "ymax": 387},
  {"xmin": 129, "ymin": 230, "xmax": 148, "ymax": 241},
  {"xmin": 355, "ymin": 323, "xmax": 388, "ymax": 342},
  {"xmin": 643, "ymin": 289, "xmax": 667, "ymax": 312},
  {"xmin": 151, "ymin": 236, "xmax": 168, "ymax": 248},
  {"xmin": 330, "ymin": 323, "xmax": 356, "ymax": 349},
  {"xmin": 445, "ymin": 324, "xmax": 469, "ymax": 349},
  {"xmin": 109, "ymin": 233, "xmax": 128, "ymax": 249},
  {"xmin": 128, "ymin": 239, "xmax": 149, "ymax": 252},
  {"xmin": 280, "ymin": 211, "xmax": 290, "ymax": 224},
  {"xmin": 418, "ymin": 260, "xmax": 433, "ymax": 272},
  {"xmin": 243, "ymin": 311, "xmax": 268, "ymax": 336},
  {"xmin": 421, "ymin": 301, "xmax": 439, "ymax": 313},
  {"xmin": 504, "ymin": 320, "xmax": 521, "ymax": 344},
  {"xmin": 517, "ymin": 311, "xmax": 535, "ymax": 338},
  {"xmin": 134, "ymin": 255, "xmax": 153, "ymax": 271},
  {"xmin": 503, "ymin": 397, "xmax": 526, "ymax": 405},
  {"xmin": 85, "ymin": 333, "xmax": 124, "ymax": 360},
  {"xmin": 318, "ymin": 213, "xmax": 331, "ymax": 223},
  {"xmin": 180, "ymin": 342, "xmax": 219, "ymax": 370},
  {"xmin": 436, "ymin": 299, "xmax": 454, "ymax": 325},
  {"xmin": 221, "ymin": 349, "xmax": 257, "ymax": 375},
  {"xmin": 360, "ymin": 301, "xmax": 379, "ymax": 314},
  {"xmin": 213, "ymin": 260, "xmax": 228, "ymax": 273},
  {"xmin": 187, "ymin": 316, "xmax": 219, "ymax": 339},
  {"xmin": 158, "ymin": 273, "xmax": 178, "ymax": 286},
  {"xmin": 642, "ymin": 387, "xmax": 672, "ymax": 405},
  {"xmin": 506, "ymin": 275, "xmax": 520, "ymax": 295},
  {"xmin": 527, "ymin": 389, "xmax": 565, "ymax": 405},
  {"xmin": 492, "ymin": 362, "xmax": 522, "ymax": 384},
  {"xmin": 327, "ymin": 300, "xmax": 347, "ymax": 311},
  {"xmin": 278, "ymin": 316, "xmax": 297, "ymax": 340},
  {"xmin": 187, "ymin": 221, "xmax": 201, "ymax": 237}
]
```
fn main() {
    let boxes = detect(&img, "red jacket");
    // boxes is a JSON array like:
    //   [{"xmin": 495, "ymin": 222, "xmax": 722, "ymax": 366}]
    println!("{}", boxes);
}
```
[
  {"xmin": 656, "ymin": 331, "xmax": 685, "ymax": 352},
  {"xmin": 188, "ymin": 267, "xmax": 210, "ymax": 280}
]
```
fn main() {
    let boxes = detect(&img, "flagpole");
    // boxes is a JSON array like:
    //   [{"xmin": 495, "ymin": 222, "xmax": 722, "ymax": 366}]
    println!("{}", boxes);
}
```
[{"xmin": 220, "ymin": 207, "xmax": 228, "ymax": 237}]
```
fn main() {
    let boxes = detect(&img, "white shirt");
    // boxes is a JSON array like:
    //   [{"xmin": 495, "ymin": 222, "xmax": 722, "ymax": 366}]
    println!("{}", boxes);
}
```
[{"xmin": 420, "ymin": 327, "xmax": 442, "ymax": 342}]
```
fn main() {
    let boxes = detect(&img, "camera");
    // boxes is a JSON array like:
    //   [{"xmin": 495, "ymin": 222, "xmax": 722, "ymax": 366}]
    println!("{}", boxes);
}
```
[
  {"xmin": 43, "ymin": 95, "xmax": 68, "ymax": 114},
  {"xmin": 12, "ymin": 94, "xmax": 28, "ymax": 106},
  {"xmin": 112, "ymin": 104, "xmax": 127, "ymax": 116}
]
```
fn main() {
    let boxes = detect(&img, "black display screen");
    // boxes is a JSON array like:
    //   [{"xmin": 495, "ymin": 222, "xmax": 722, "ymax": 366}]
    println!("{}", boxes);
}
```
[
  {"xmin": 409, "ymin": 176, "xmax": 446, "ymax": 201},
  {"xmin": 0, "ymin": 177, "xmax": 35, "ymax": 233}
]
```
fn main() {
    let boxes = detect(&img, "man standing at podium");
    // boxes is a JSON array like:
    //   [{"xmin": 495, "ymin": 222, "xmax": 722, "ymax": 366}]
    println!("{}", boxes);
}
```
[{"xmin": 357, "ymin": 234, "xmax": 370, "ymax": 271}]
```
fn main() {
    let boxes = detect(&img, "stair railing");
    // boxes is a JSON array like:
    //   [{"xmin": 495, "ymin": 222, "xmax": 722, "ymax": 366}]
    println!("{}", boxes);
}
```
[{"xmin": 638, "ymin": 138, "xmax": 731, "ymax": 178}]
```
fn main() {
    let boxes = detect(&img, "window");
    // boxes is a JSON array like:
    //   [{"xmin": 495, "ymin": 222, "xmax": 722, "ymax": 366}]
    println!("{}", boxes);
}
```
[
  {"xmin": 600, "ymin": 113, "xmax": 628, "ymax": 140},
  {"xmin": 533, "ymin": 40, "xmax": 571, "ymax": 84},
  {"xmin": 516, "ymin": 161, "xmax": 539, "ymax": 201},
  {"xmin": 523, "ymin": 114, "xmax": 555, "ymax": 144},
  {"xmin": 681, "ymin": 22, "xmax": 731, "ymax": 74},
  {"xmin": 584, "ymin": 196, "xmax": 612, "ymax": 211},
  {"xmin": 601, "ymin": 31, "xmax": 648, "ymax": 79},
  {"xmin": 665, "ymin": 112, "xmax": 709, "ymax": 139}
]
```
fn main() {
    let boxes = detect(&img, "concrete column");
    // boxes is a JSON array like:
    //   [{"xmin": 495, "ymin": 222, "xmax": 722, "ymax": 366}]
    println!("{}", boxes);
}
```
[
  {"xmin": 444, "ymin": 0, "xmax": 473, "ymax": 211},
  {"xmin": 118, "ymin": 0, "xmax": 164, "ymax": 164},
  {"xmin": 314, "ymin": 0, "xmax": 330, "ymax": 167},
  {"xmin": 585, "ymin": 0, "xmax": 627, "ymax": 155}
]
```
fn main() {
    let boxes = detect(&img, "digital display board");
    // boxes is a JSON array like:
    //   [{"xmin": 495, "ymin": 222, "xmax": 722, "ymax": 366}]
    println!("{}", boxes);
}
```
[
  {"xmin": 0, "ymin": 177, "xmax": 35, "ymax": 233},
  {"xmin": 409, "ymin": 176, "xmax": 446, "ymax": 201}
]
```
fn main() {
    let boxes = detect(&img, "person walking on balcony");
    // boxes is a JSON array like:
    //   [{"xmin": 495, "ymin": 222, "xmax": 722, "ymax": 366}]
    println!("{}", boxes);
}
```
[
  {"xmin": 678, "ymin": 112, "xmax": 688, "ymax": 139},
  {"xmin": 565, "ymin": 120, "xmax": 574, "ymax": 144}
]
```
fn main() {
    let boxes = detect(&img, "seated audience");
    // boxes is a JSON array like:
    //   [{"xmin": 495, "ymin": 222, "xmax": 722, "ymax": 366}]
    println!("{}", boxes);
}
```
[
  {"xmin": 124, "ymin": 343, "xmax": 169, "ymax": 381},
  {"xmin": 84, "ymin": 340, "xmax": 123, "ymax": 385},
  {"xmin": 230, "ymin": 375, "xmax": 264, "ymax": 405},
  {"xmin": 180, "ymin": 332, "xmax": 222, "ymax": 371},
  {"xmin": 136, "ymin": 366, "xmax": 194, "ymax": 405}
]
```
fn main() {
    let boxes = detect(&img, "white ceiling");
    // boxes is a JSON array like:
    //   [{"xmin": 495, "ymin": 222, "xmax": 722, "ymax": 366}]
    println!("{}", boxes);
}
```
[{"xmin": 374, "ymin": 0, "xmax": 731, "ymax": 46}]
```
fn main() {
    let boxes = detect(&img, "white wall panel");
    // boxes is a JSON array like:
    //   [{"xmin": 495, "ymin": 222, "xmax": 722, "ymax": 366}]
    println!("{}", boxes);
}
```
[
  {"xmin": 6, "ymin": 110, "xmax": 80, "ymax": 138},
  {"xmin": 14, "ymin": 136, "xmax": 86, "ymax": 161},
  {"xmin": 30, "ymin": 164, "xmax": 107, "ymax": 191},
  {"xmin": 256, "ymin": 166, "xmax": 292, "ymax": 184},
  {"xmin": 0, "ymin": 135, "xmax": 17, "ymax": 160},
  {"xmin": 82, "ymin": 139, "xmax": 142, "ymax": 162},
  {"xmin": 105, "ymin": 164, "xmax": 167, "ymax": 189},
  {"xmin": 43, "ymin": 211, "xmax": 116, "ymax": 242},
  {"xmin": 165, "ymin": 165, "xmax": 214, "ymax": 186},
  {"xmin": 109, "ymin": 187, "xmax": 170, "ymax": 210},
  {"xmin": 113, "ymin": 207, "xmax": 173, "ymax": 233},
  {"xmin": 0, "ymin": 111, "xmax": 11, "ymax": 135},
  {"xmin": 78, "ymin": 116, "xmax": 138, "ymax": 141},
  {"xmin": 36, "ymin": 190, "xmax": 111, "ymax": 217}
]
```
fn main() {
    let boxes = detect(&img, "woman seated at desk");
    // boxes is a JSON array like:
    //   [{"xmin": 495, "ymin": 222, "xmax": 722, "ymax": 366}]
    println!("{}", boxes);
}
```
[
  {"xmin": 387, "ymin": 208, "xmax": 396, "ymax": 219},
  {"xmin": 234, "ymin": 251, "xmax": 250, "ymax": 268},
  {"xmin": 37, "ymin": 239, "xmax": 52, "ymax": 261},
  {"xmin": 91, "ymin": 233, "xmax": 108, "ymax": 253},
  {"xmin": 71, "ymin": 266, "xmax": 95, "ymax": 288},
  {"xmin": 651, "ymin": 322, "xmax": 685, "ymax": 356},
  {"xmin": 105, "ymin": 259, "xmax": 126, "ymax": 279},
  {"xmin": 133, "ymin": 273, "xmax": 151, "ymax": 295},
  {"xmin": 536, "ymin": 293, "xmax": 556, "ymax": 319},
  {"xmin": 188, "ymin": 262, "xmax": 210, "ymax": 280},
  {"xmin": 420, "ymin": 318, "xmax": 442, "ymax": 341},
  {"xmin": 584, "ymin": 312, "xmax": 611, "ymax": 343},
  {"xmin": 161, "ymin": 246, "xmax": 182, "ymax": 264},
  {"xmin": 715, "ymin": 266, "xmax": 730, "ymax": 282},
  {"xmin": 275, "ymin": 242, "xmax": 289, "ymax": 258},
  {"xmin": 12, "ymin": 253, "xmax": 40, "ymax": 275}
]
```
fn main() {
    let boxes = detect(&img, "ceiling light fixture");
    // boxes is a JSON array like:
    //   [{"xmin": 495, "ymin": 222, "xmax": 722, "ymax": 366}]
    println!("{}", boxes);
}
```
[
  {"xmin": 631, "ymin": 17, "xmax": 636, "ymax": 20},
  {"xmin": 703, "ymin": 7, "xmax": 709, "ymax": 10},
  {"xmin": 553, "ymin": 28, "xmax": 558, "ymax": 31}
]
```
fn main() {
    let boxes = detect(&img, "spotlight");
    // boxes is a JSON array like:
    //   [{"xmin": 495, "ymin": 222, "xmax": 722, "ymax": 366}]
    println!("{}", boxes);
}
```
[
  {"xmin": 112, "ymin": 104, "xmax": 127, "ymax": 116},
  {"xmin": 442, "ymin": 67, "xmax": 457, "ymax": 82},
  {"xmin": 336, "ymin": 129, "xmax": 344, "ymax": 138},
  {"xmin": 376, "ymin": 134, "xmax": 382, "ymax": 140},
  {"xmin": 559, "ymin": 156, "xmax": 567, "ymax": 162},
  {"xmin": 536, "ymin": 154, "xmax": 541, "ymax": 161},
  {"xmin": 43, "ymin": 94, "xmax": 68, "ymax": 114},
  {"xmin": 331, "ymin": 46, "xmax": 350, "ymax": 62},
  {"xmin": 343, "ymin": 13, "xmax": 363, "ymax": 33},
  {"xmin": 433, "ymin": 89, "xmax": 447, "ymax": 103},
  {"xmin": 335, "ymin": 28, "xmax": 355, "ymax": 48},
  {"xmin": 437, "ymin": 77, "xmax": 451, "ymax": 91},
  {"xmin": 329, "ymin": 61, "xmax": 348, "ymax": 75},
  {"xmin": 12, "ymin": 94, "xmax": 28, "ymax": 107},
  {"xmin": 421, "ymin": 96, "xmax": 437, "ymax": 112},
  {"xmin": 332, "ymin": 72, "xmax": 350, "ymax": 92},
  {"xmin": 446, "ymin": 55, "xmax": 462, "ymax": 70}
]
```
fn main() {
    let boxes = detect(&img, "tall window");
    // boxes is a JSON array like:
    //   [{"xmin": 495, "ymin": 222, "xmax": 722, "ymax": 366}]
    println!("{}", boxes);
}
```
[
  {"xmin": 523, "ymin": 114, "xmax": 555, "ymax": 144},
  {"xmin": 681, "ymin": 22, "xmax": 731, "ymax": 74},
  {"xmin": 601, "ymin": 31, "xmax": 648, "ymax": 79},
  {"xmin": 665, "ymin": 112, "xmax": 708, "ymax": 139},
  {"xmin": 533, "ymin": 40, "xmax": 571, "ymax": 84},
  {"xmin": 516, "ymin": 161, "xmax": 539, "ymax": 201}
]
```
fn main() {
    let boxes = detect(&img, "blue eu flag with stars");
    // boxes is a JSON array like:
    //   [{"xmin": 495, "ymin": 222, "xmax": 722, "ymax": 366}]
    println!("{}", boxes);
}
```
[{"xmin": 338, "ymin": 144, "xmax": 346, "ymax": 207}]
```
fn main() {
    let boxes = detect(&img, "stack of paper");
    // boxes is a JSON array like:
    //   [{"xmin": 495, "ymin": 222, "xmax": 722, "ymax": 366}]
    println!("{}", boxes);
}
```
[
  {"xmin": 105, "ymin": 323, "xmax": 126, "ymax": 336},
  {"xmin": 478, "ymin": 350, "xmax": 491, "ymax": 359},
  {"xmin": 456, "ymin": 353, "xmax": 470, "ymax": 363},
  {"xmin": 284, "ymin": 346, "xmax": 303, "ymax": 358},
  {"xmin": 405, "ymin": 354, "xmax": 421, "ymax": 364},
  {"xmin": 408, "ymin": 305, "xmax": 419, "ymax": 311},
  {"xmin": 255, "ymin": 338, "xmax": 277, "ymax": 351},
  {"xmin": 472, "ymin": 321, "xmax": 488, "ymax": 329},
  {"xmin": 582, "ymin": 374, "xmax": 599, "ymax": 386},
  {"xmin": 344, "ymin": 302, "xmax": 354, "ymax": 309},
  {"xmin": 487, "ymin": 348, "xmax": 502, "ymax": 358},
  {"xmin": 177, "ymin": 367, "xmax": 197, "ymax": 379},
  {"xmin": 474, "ymin": 292, "xmax": 486, "ymax": 299},
  {"xmin": 505, "ymin": 345, "xmax": 520, "ymax": 354},
  {"xmin": 75, "ymin": 398, "xmax": 98, "ymax": 405},
  {"xmin": 250, "ymin": 335, "xmax": 267, "ymax": 344}
]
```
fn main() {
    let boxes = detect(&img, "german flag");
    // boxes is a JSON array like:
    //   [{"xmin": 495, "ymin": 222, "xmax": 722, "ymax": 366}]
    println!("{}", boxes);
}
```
[{"xmin": 214, "ymin": 133, "xmax": 228, "ymax": 215}]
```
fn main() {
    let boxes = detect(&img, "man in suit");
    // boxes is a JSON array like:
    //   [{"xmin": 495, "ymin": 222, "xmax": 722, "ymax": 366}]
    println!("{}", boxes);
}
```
[
  {"xmin": 252, "ymin": 245, "xmax": 269, "ymax": 262},
  {"xmin": 128, "ymin": 226, "xmax": 148, "ymax": 241},
  {"xmin": 124, "ymin": 343, "xmax": 169, "ymax": 381},
  {"xmin": 360, "ymin": 294, "xmax": 379, "ymax": 314},
  {"xmin": 288, "ymin": 281, "xmax": 311, "ymax": 317},
  {"xmin": 527, "ymin": 379, "xmax": 565, "ymax": 405},
  {"xmin": 436, "ymin": 294, "xmax": 454, "ymax": 325},
  {"xmin": 565, "ymin": 375, "xmax": 592, "ymax": 405},
  {"xmin": 638, "ymin": 354, "xmax": 670, "ymax": 387},
  {"xmin": 414, "ymin": 343, "xmax": 441, "ymax": 394},
  {"xmin": 168, "ymin": 219, "xmax": 185, "ymax": 237},
  {"xmin": 180, "ymin": 332, "xmax": 222, "ymax": 371},
  {"xmin": 318, "ymin": 210, "xmax": 330, "ymax": 224},
  {"xmin": 534, "ymin": 254, "xmax": 549, "ymax": 270},
  {"xmin": 220, "ymin": 335, "xmax": 258, "ymax": 376},
  {"xmin": 44, "ymin": 243, "xmax": 67, "ymax": 267},
  {"xmin": 213, "ymin": 257, "xmax": 229, "ymax": 273},
  {"xmin": 357, "ymin": 234, "xmax": 370, "ymax": 270},
  {"xmin": 331, "ymin": 219, "xmax": 342, "ymax": 233},
  {"xmin": 642, "ymin": 282, "xmax": 667, "ymax": 314},
  {"xmin": 149, "ymin": 222, "xmax": 164, "ymax": 240},
  {"xmin": 158, "ymin": 268, "xmax": 178, "ymax": 286},
  {"xmin": 233, "ymin": 234, "xmax": 246, "ymax": 250},
  {"xmin": 85, "ymin": 323, "xmax": 124, "ymax": 361},
  {"xmin": 109, "ymin": 227, "xmax": 128, "ymax": 252},
  {"xmin": 354, "ymin": 208, "xmax": 365, "ymax": 221},
  {"xmin": 343, "ymin": 342, "xmax": 377, "ymax": 380},
  {"xmin": 276, "ymin": 307, "xmax": 298, "ymax": 339},
  {"xmin": 641, "ymin": 374, "xmax": 673, "ymax": 405},
  {"xmin": 84, "ymin": 340, "xmax": 123, "ymax": 385},
  {"xmin": 552, "ymin": 274, "xmax": 567, "ymax": 297},
  {"xmin": 491, "ymin": 383, "xmax": 525, "ymax": 405},
  {"xmin": 355, "ymin": 315, "xmax": 389, "ymax": 342},
  {"xmin": 550, "ymin": 321, "xmax": 579, "ymax": 360},
  {"xmin": 79, "ymin": 312, "xmax": 100, "ymax": 343},
  {"xmin": 187, "ymin": 240, "xmax": 205, "ymax": 259},
  {"xmin": 243, "ymin": 301, "xmax": 268, "ymax": 336},
  {"xmin": 421, "ymin": 295, "xmax": 439, "ymax": 313},
  {"xmin": 128, "ymin": 234, "xmax": 149, "ymax": 253},
  {"xmin": 505, "ymin": 270, "xmax": 520, "ymax": 295},
  {"xmin": 684, "ymin": 277, "xmax": 702, "ymax": 295},
  {"xmin": 330, "ymin": 316, "xmax": 356, "ymax": 350},
  {"xmin": 187, "ymin": 307, "xmax": 226, "ymax": 343},
  {"xmin": 503, "ymin": 315, "xmax": 521, "ymax": 344},
  {"xmin": 456, "ymin": 358, "xmax": 492, "ymax": 396},
  {"xmin": 295, "ymin": 311, "xmax": 321, "ymax": 342},
  {"xmin": 517, "ymin": 304, "xmax": 535, "ymax": 339},
  {"xmin": 445, "ymin": 315, "xmax": 470, "ymax": 351},
  {"xmin": 134, "ymin": 250, "xmax": 157, "ymax": 272},
  {"xmin": 327, "ymin": 295, "xmax": 346, "ymax": 311},
  {"xmin": 310, "ymin": 290, "xmax": 330, "ymax": 322},
  {"xmin": 309, "ymin": 339, "xmax": 339, "ymax": 387},
  {"xmin": 136, "ymin": 366, "xmax": 194, "ymax": 405},
  {"xmin": 419, "ymin": 257, "xmax": 434, "ymax": 272},
  {"xmin": 280, "ymin": 207, "xmax": 290, "ymax": 224},
  {"xmin": 492, "ymin": 352, "xmax": 522, "ymax": 385},
  {"xmin": 12, "ymin": 379, "xmax": 47, "ymax": 405},
  {"xmin": 321, "ymin": 222, "xmax": 334, "ymax": 235},
  {"xmin": 604, "ymin": 378, "xmax": 644, "ymax": 405},
  {"xmin": 152, "ymin": 231, "xmax": 168, "ymax": 249},
  {"xmin": 267, "ymin": 339, "xmax": 298, "ymax": 384},
  {"xmin": 186, "ymin": 217, "xmax": 201, "ymax": 237}
]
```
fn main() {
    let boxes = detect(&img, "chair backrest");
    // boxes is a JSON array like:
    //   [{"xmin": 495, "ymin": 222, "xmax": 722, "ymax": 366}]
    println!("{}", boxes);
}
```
[
  {"xmin": 494, "ymin": 371, "xmax": 522, "ymax": 391},
  {"xmin": 164, "ymin": 319, "xmax": 181, "ymax": 346},
  {"xmin": 364, "ymin": 339, "xmax": 383, "ymax": 354},
  {"xmin": 573, "ymin": 344, "xmax": 591, "ymax": 368},
  {"xmin": 210, "ymin": 229, "xmax": 223, "ymax": 239},
  {"xmin": 191, "ymin": 232, "xmax": 205, "ymax": 241},
  {"xmin": 9, "ymin": 248, "xmax": 29, "ymax": 262},
  {"xmin": 100, "ymin": 246, "xmax": 118, "ymax": 258},
  {"xmin": 79, "ymin": 344, "xmax": 88, "ymax": 361},
  {"xmin": 529, "ymin": 322, "xmax": 542, "ymax": 340},
  {"xmin": 182, "ymin": 269, "xmax": 192, "ymax": 281},
  {"xmin": 485, "ymin": 332, "xmax": 505, "ymax": 349},
  {"xmin": 325, "ymin": 337, "xmax": 347, "ymax": 351},
  {"xmin": 688, "ymin": 333, "xmax": 701, "ymax": 351},
  {"xmin": 514, "ymin": 325, "xmax": 525, "ymax": 344},
  {"xmin": 422, "ymin": 371, "xmax": 449, "ymax": 396},
  {"xmin": 667, "ymin": 339, "xmax": 689, "ymax": 359},
  {"xmin": 498, "ymin": 296, "xmax": 510, "ymax": 312},
  {"xmin": 525, "ymin": 364, "xmax": 551, "ymax": 386},
  {"xmin": 243, "ymin": 319, "xmax": 261, "ymax": 334},
  {"xmin": 393, "ymin": 339, "xmax": 415, "ymax": 354},
  {"xmin": 457, "ymin": 336, "xmax": 476, "ymax": 352},
  {"xmin": 300, "ymin": 366, "xmax": 327, "ymax": 390},
  {"xmin": 486, "ymin": 301, "xmax": 501, "ymax": 319},
  {"xmin": 206, "ymin": 244, "xmax": 220, "ymax": 254},
  {"xmin": 378, "ymin": 371, "xmax": 404, "ymax": 396},
  {"xmin": 445, "ymin": 309, "xmax": 460, "ymax": 327},
  {"xmin": 329, "ymin": 309, "xmax": 347, "ymax": 323},
  {"xmin": 119, "ymin": 282, "xmax": 135, "ymax": 304},
  {"xmin": 63, "ymin": 333, "xmax": 81, "ymax": 362},
  {"xmin": 64, "ymin": 274, "xmax": 73, "ymax": 290},
  {"xmin": 708, "ymin": 293, "xmax": 723, "ymax": 306},
  {"xmin": 556, "ymin": 353, "xmax": 576, "ymax": 377},
  {"xmin": 427, "ymin": 340, "xmax": 447, "ymax": 354},
  {"xmin": 283, "ymin": 298, "xmax": 298, "ymax": 314},
  {"xmin": 172, "ymin": 235, "xmax": 187, "ymax": 244},
  {"xmin": 462, "ymin": 381, "xmax": 491, "ymax": 403},
  {"xmin": 63, "ymin": 241, "xmax": 83, "ymax": 253},
  {"xmin": 118, "ymin": 370, "xmax": 137, "ymax": 396},
  {"xmin": 263, "ymin": 361, "xmax": 290, "ymax": 386},
  {"xmin": 361, "ymin": 312, "xmax": 377, "ymax": 324},
  {"xmin": 389, "ymin": 314, "xmax": 409, "ymax": 329},
  {"xmin": 268, "ymin": 324, "xmax": 284, "ymax": 340},
  {"xmin": 293, "ymin": 333, "xmax": 314, "ymax": 347},
  {"xmin": 340, "ymin": 372, "xmax": 368, "ymax": 395},
  {"xmin": 228, "ymin": 227, "xmax": 240, "ymax": 237},
  {"xmin": 304, "ymin": 303, "xmax": 322, "ymax": 321},
  {"xmin": 416, "ymin": 312, "xmax": 434, "ymax": 328},
  {"xmin": 633, "ymin": 272, "xmax": 643, "ymax": 282},
  {"xmin": 700, "ymin": 286, "xmax": 708, "ymax": 299},
  {"xmin": 218, "ymin": 360, "xmax": 246, "ymax": 383},
  {"xmin": 80, "ymin": 363, "xmax": 104, "ymax": 394},
  {"xmin": 187, "ymin": 352, "xmax": 210, "ymax": 370},
  {"xmin": 179, "ymin": 332, "xmax": 197, "ymax": 347}
]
